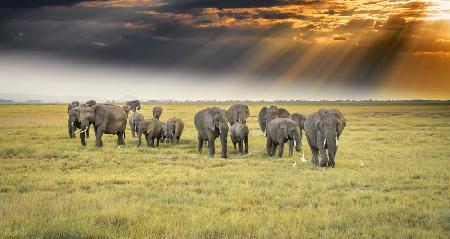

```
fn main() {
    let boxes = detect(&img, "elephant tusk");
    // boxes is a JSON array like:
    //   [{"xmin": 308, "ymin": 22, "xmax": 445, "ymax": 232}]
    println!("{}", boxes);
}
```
[
  {"xmin": 323, "ymin": 138, "xmax": 327, "ymax": 147},
  {"xmin": 79, "ymin": 127, "xmax": 88, "ymax": 134},
  {"xmin": 335, "ymin": 136, "xmax": 339, "ymax": 146}
]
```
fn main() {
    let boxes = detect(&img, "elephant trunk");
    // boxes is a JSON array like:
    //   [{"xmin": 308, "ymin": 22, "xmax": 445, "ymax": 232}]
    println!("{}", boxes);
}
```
[
  {"xmin": 294, "ymin": 137, "xmax": 301, "ymax": 152},
  {"xmin": 326, "ymin": 136, "xmax": 337, "ymax": 167},
  {"xmin": 68, "ymin": 121, "xmax": 74, "ymax": 138},
  {"xmin": 80, "ymin": 128, "xmax": 87, "ymax": 146}
]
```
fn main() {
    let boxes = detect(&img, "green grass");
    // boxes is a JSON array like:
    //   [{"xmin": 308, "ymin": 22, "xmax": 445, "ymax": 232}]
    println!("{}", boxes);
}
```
[{"xmin": 0, "ymin": 103, "xmax": 449, "ymax": 238}]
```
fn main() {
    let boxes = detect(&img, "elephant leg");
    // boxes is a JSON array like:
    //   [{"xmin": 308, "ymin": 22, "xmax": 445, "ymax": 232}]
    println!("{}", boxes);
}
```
[
  {"xmin": 244, "ymin": 135, "xmax": 248, "ymax": 154},
  {"xmin": 311, "ymin": 147, "xmax": 319, "ymax": 166},
  {"xmin": 95, "ymin": 126, "xmax": 104, "ymax": 148},
  {"xmin": 232, "ymin": 139, "xmax": 237, "ymax": 153},
  {"xmin": 131, "ymin": 122, "xmax": 136, "ymax": 138},
  {"xmin": 146, "ymin": 134, "xmax": 152, "ymax": 147},
  {"xmin": 277, "ymin": 142, "xmax": 284, "ymax": 158},
  {"xmin": 208, "ymin": 138, "xmax": 215, "ymax": 158},
  {"xmin": 197, "ymin": 135, "xmax": 203, "ymax": 153},
  {"xmin": 117, "ymin": 132, "xmax": 125, "ymax": 145},
  {"xmin": 266, "ymin": 137, "xmax": 272, "ymax": 156},
  {"xmin": 86, "ymin": 128, "xmax": 90, "ymax": 139},
  {"xmin": 94, "ymin": 125, "xmax": 98, "ymax": 137},
  {"xmin": 177, "ymin": 136, "xmax": 180, "ymax": 144},
  {"xmin": 319, "ymin": 147, "xmax": 328, "ymax": 167},
  {"xmin": 238, "ymin": 140, "xmax": 243, "ymax": 154},
  {"xmin": 288, "ymin": 140, "xmax": 294, "ymax": 157},
  {"xmin": 156, "ymin": 137, "xmax": 160, "ymax": 147}
]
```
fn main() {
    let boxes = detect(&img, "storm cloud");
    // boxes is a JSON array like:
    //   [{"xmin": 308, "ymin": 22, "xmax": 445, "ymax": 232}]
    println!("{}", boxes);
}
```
[{"xmin": 0, "ymin": 0, "xmax": 449, "ymax": 98}]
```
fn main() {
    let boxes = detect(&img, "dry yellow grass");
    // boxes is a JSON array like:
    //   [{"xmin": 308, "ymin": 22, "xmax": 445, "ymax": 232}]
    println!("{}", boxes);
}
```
[{"xmin": 0, "ymin": 103, "xmax": 449, "ymax": 238}]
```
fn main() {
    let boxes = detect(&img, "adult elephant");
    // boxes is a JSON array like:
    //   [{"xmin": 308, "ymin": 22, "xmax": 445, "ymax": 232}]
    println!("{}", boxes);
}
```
[
  {"xmin": 258, "ymin": 105, "xmax": 290, "ymax": 134},
  {"xmin": 166, "ymin": 117, "xmax": 184, "ymax": 145},
  {"xmin": 226, "ymin": 104, "xmax": 250, "ymax": 125},
  {"xmin": 126, "ymin": 100, "xmax": 141, "ymax": 113},
  {"xmin": 304, "ymin": 109, "xmax": 346, "ymax": 167},
  {"xmin": 194, "ymin": 107, "xmax": 229, "ymax": 158},
  {"xmin": 153, "ymin": 106, "xmax": 163, "ymax": 119},
  {"xmin": 85, "ymin": 100, "xmax": 96, "ymax": 107},
  {"xmin": 266, "ymin": 118, "xmax": 302, "ymax": 157},
  {"xmin": 68, "ymin": 106, "xmax": 89, "ymax": 138},
  {"xmin": 79, "ymin": 104, "xmax": 127, "ymax": 147},
  {"xmin": 67, "ymin": 101, "xmax": 79, "ymax": 113}
]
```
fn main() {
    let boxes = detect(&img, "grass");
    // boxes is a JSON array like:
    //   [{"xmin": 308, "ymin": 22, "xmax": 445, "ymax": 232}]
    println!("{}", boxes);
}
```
[{"xmin": 0, "ymin": 103, "xmax": 449, "ymax": 238}]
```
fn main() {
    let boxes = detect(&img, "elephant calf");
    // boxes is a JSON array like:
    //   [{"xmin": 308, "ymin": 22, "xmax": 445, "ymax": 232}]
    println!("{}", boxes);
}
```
[
  {"xmin": 230, "ymin": 122, "xmax": 249, "ymax": 154},
  {"xmin": 129, "ymin": 112, "xmax": 144, "ymax": 138},
  {"xmin": 266, "ymin": 118, "xmax": 302, "ymax": 157},
  {"xmin": 137, "ymin": 118, "xmax": 162, "ymax": 147},
  {"xmin": 166, "ymin": 118, "xmax": 184, "ymax": 145}
]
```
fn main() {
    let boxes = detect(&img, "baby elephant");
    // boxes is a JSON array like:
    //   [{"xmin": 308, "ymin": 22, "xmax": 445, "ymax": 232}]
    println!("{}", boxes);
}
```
[
  {"xmin": 230, "ymin": 122, "xmax": 249, "ymax": 154},
  {"xmin": 266, "ymin": 118, "xmax": 302, "ymax": 157},
  {"xmin": 137, "ymin": 118, "xmax": 162, "ymax": 147},
  {"xmin": 166, "ymin": 118, "xmax": 184, "ymax": 145}
]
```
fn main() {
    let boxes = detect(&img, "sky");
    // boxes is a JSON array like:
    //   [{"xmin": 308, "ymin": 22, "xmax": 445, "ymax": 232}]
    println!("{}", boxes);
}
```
[{"xmin": 0, "ymin": 0, "xmax": 449, "ymax": 101}]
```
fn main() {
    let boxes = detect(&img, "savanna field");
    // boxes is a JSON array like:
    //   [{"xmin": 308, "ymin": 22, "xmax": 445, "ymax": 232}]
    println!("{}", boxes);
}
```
[{"xmin": 0, "ymin": 103, "xmax": 449, "ymax": 238}]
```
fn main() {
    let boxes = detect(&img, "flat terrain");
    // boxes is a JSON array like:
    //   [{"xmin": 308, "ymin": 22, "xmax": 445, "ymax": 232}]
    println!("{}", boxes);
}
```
[{"xmin": 0, "ymin": 103, "xmax": 449, "ymax": 238}]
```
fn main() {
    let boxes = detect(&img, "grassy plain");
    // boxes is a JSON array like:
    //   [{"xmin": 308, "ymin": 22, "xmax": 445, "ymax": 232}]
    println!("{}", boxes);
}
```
[{"xmin": 0, "ymin": 103, "xmax": 449, "ymax": 238}]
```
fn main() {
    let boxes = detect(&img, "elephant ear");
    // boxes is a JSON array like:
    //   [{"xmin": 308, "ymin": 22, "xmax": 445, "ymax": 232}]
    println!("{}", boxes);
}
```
[
  {"xmin": 278, "ymin": 122, "xmax": 289, "ymax": 140},
  {"xmin": 74, "ymin": 108, "xmax": 81, "ymax": 121},
  {"xmin": 204, "ymin": 110, "xmax": 216, "ymax": 131},
  {"xmin": 258, "ymin": 107, "xmax": 268, "ymax": 133},
  {"xmin": 174, "ymin": 120, "xmax": 180, "ymax": 135}
]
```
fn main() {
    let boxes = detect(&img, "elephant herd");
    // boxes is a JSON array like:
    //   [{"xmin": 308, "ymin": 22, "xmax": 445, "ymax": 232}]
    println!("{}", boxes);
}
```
[{"xmin": 67, "ymin": 101, "xmax": 346, "ymax": 167}]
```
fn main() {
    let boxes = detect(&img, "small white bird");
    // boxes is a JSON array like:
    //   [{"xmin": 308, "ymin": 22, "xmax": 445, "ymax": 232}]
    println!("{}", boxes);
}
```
[
  {"xmin": 360, "ymin": 160, "xmax": 364, "ymax": 168},
  {"xmin": 301, "ymin": 151, "xmax": 306, "ymax": 163},
  {"xmin": 117, "ymin": 145, "xmax": 121, "ymax": 149},
  {"xmin": 292, "ymin": 161, "xmax": 297, "ymax": 167}
]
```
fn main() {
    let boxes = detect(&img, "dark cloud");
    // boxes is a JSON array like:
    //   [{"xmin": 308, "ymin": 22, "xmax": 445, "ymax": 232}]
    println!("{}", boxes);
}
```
[
  {"xmin": 0, "ymin": 0, "xmax": 88, "ymax": 8},
  {"xmin": 0, "ymin": 0, "xmax": 448, "ymax": 89}
]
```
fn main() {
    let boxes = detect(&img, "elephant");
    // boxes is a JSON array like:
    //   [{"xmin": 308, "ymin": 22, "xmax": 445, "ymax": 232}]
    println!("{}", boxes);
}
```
[
  {"xmin": 85, "ymin": 100, "xmax": 96, "ymax": 107},
  {"xmin": 266, "ymin": 118, "xmax": 302, "ymax": 157},
  {"xmin": 137, "ymin": 118, "xmax": 162, "ymax": 147},
  {"xmin": 230, "ymin": 122, "xmax": 249, "ymax": 154},
  {"xmin": 122, "ymin": 105, "xmax": 132, "ymax": 118},
  {"xmin": 129, "ymin": 112, "xmax": 144, "ymax": 138},
  {"xmin": 79, "ymin": 104, "xmax": 127, "ymax": 147},
  {"xmin": 68, "ymin": 106, "xmax": 89, "ymax": 138},
  {"xmin": 304, "ymin": 109, "xmax": 346, "ymax": 167},
  {"xmin": 152, "ymin": 106, "xmax": 163, "ymax": 119},
  {"xmin": 258, "ymin": 105, "xmax": 290, "ymax": 134},
  {"xmin": 165, "ymin": 118, "xmax": 184, "ymax": 145},
  {"xmin": 126, "ymin": 100, "xmax": 141, "ymax": 113},
  {"xmin": 67, "ymin": 101, "xmax": 79, "ymax": 113},
  {"xmin": 194, "ymin": 107, "xmax": 229, "ymax": 158},
  {"xmin": 226, "ymin": 104, "xmax": 250, "ymax": 125}
]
